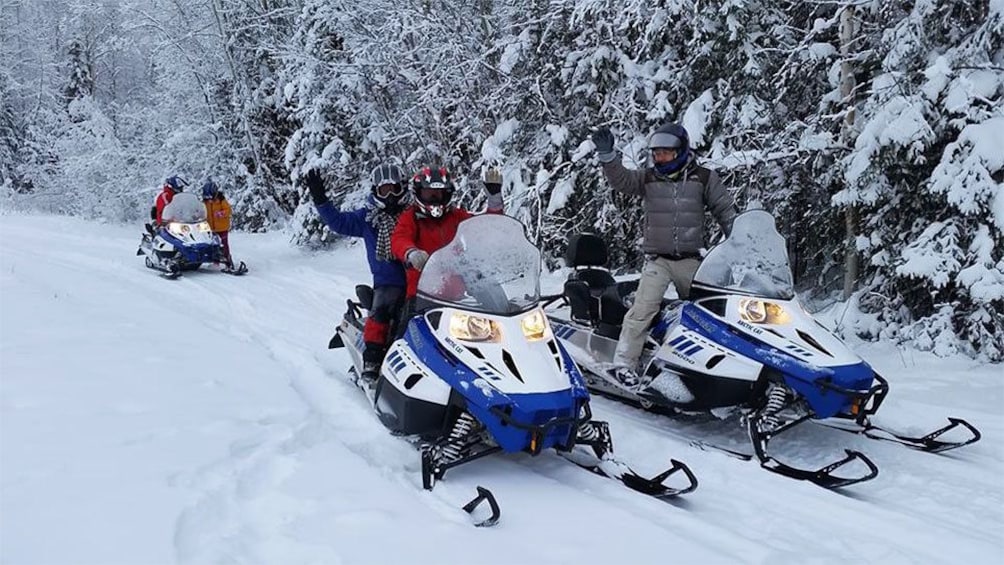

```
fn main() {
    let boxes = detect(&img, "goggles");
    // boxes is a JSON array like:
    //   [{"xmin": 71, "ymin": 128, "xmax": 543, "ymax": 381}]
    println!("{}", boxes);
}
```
[{"xmin": 376, "ymin": 183, "xmax": 405, "ymax": 198}]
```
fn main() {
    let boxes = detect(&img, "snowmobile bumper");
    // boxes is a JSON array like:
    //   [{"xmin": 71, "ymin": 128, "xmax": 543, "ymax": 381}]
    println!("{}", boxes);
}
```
[{"xmin": 486, "ymin": 399, "xmax": 592, "ymax": 455}]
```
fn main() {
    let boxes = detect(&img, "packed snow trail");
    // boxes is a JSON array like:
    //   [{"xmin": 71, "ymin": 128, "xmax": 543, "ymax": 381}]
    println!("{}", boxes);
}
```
[{"xmin": 1, "ymin": 214, "xmax": 1001, "ymax": 565}]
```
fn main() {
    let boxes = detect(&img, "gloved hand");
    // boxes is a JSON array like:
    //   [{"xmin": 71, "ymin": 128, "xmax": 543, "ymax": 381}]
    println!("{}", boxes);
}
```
[
  {"xmin": 305, "ymin": 169, "xmax": 328, "ymax": 206},
  {"xmin": 591, "ymin": 127, "xmax": 615, "ymax": 154},
  {"xmin": 405, "ymin": 248, "xmax": 430, "ymax": 271},
  {"xmin": 483, "ymin": 167, "xmax": 503, "ymax": 195}
]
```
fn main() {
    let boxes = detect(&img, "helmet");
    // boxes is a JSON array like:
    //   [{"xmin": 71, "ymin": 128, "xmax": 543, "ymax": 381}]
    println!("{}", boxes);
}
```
[
  {"xmin": 370, "ymin": 164, "xmax": 407, "ymax": 211},
  {"xmin": 411, "ymin": 166, "xmax": 454, "ymax": 218},
  {"xmin": 201, "ymin": 180, "xmax": 219, "ymax": 200},
  {"xmin": 165, "ymin": 176, "xmax": 188, "ymax": 193},
  {"xmin": 648, "ymin": 123, "xmax": 691, "ymax": 175}
]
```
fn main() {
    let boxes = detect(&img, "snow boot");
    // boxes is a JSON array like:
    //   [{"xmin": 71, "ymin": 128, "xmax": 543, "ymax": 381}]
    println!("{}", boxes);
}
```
[
  {"xmin": 609, "ymin": 366, "xmax": 641, "ymax": 390},
  {"xmin": 361, "ymin": 344, "xmax": 385, "ymax": 383}
]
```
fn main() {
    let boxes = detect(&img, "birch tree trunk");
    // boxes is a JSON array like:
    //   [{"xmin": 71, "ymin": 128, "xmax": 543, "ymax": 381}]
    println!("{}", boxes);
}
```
[{"xmin": 840, "ymin": 4, "xmax": 859, "ymax": 300}]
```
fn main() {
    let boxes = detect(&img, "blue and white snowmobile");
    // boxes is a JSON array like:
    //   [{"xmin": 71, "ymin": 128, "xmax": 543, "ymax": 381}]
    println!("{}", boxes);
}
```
[
  {"xmin": 137, "ymin": 192, "xmax": 246, "ymax": 278},
  {"xmin": 544, "ymin": 209, "xmax": 980, "ymax": 489},
  {"xmin": 329, "ymin": 215, "xmax": 696, "ymax": 524}
]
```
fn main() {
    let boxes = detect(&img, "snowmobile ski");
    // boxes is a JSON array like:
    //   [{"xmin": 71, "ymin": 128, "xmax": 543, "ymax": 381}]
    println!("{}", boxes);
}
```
[
  {"xmin": 221, "ymin": 261, "xmax": 248, "ymax": 276},
  {"xmin": 560, "ymin": 420, "xmax": 697, "ymax": 499},
  {"xmin": 461, "ymin": 486, "xmax": 501, "ymax": 527},
  {"xmin": 818, "ymin": 416, "xmax": 981, "ymax": 454},
  {"xmin": 689, "ymin": 412, "xmax": 878, "ymax": 489},
  {"xmin": 559, "ymin": 450, "xmax": 698, "ymax": 499}
]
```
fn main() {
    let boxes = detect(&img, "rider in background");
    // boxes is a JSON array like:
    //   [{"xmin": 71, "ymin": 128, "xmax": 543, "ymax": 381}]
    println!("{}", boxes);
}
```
[
  {"xmin": 154, "ymin": 176, "xmax": 187, "ymax": 226},
  {"xmin": 202, "ymin": 179, "xmax": 234, "ymax": 267}
]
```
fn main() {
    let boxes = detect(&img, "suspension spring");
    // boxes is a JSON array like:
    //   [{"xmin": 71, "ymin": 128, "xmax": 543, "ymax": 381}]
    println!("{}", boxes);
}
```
[
  {"xmin": 760, "ymin": 383, "xmax": 789, "ymax": 432},
  {"xmin": 439, "ymin": 412, "xmax": 477, "ymax": 463},
  {"xmin": 577, "ymin": 422, "xmax": 599, "ymax": 443}
]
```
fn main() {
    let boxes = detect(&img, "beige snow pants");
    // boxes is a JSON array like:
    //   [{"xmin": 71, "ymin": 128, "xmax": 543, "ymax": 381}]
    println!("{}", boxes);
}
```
[{"xmin": 613, "ymin": 256, "xmax": 700, "ymax": 368}]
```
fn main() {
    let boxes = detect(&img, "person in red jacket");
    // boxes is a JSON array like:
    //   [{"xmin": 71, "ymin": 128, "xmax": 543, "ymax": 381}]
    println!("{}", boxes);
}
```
[
  {"xmin": 391, "ymin": 166, "xmax": 504, "ymax": 299},
  {"xmin": 154, "ymin": 176, "xmax": 188, "ymax": 225}
]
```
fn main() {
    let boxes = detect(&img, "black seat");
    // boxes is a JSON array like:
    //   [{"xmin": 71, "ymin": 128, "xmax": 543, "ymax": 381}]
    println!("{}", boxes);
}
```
[{"xmin": 564, "ymin": 234, "xmax": 632, "ymax": 336}]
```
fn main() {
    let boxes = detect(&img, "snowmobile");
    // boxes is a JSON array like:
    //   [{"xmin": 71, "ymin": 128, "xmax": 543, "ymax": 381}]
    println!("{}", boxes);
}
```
[
  {"xmin": 137, "ymin": 192, "xmax": 247, "ymax": 278},
  {"xmin": 544, "ymin": 209, "xmax": 980, "ymax": 489},
  {"xmin": 329, "ymin": 215, "xmax": 697, "ymax": 525}
]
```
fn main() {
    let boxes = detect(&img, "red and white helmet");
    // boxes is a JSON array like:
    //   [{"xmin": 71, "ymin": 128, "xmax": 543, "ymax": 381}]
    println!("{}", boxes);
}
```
[{"xmin": 411, "ymin": 166, "xmax": 455, "ymax": 218}]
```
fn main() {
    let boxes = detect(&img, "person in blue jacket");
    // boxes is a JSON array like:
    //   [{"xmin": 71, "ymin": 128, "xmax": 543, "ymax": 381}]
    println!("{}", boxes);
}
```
[{"xmin": 305, "ymin": 164, "xmax": 409, "ymax": 381}]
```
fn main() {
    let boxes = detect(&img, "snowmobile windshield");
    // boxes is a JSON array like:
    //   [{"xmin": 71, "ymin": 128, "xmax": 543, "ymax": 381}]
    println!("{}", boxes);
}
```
[
  {"xmin": 418, "ymin": 215, "xmax": 541, "ymax": 315},
  {"xmin": 693, "ymin": 209, "xmax": 795, "ymax": 300},
  {"xmin": 161, "ymin": 192, "xmax": 208, "ymax": 223}
]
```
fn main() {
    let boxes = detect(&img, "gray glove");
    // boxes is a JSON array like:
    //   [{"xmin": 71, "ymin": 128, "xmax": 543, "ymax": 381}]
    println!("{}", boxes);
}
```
[
  {"xmin": 591, "ymin": 128, "xmax": 617, "ymax": 163},
  {"xmin": 405, "ymin": 248, "xmax": 429, "ymax": 271},
  {"xmin": 483, "ymin": 167, "xmax": 502, "ymax": 195}
]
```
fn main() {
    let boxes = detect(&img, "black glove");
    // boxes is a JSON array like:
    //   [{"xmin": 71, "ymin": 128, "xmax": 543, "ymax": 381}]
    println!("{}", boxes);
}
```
[
  {"xmin": 483, "ymin": 167, "xmax": 502, "ymax": 195},
  {"xmin": 591, "ymin": 128, "xmax": 614, "ymax": 154},
  {"xmin": 305, "ymin": 169, "xmax": 328, "ymax": 206}
]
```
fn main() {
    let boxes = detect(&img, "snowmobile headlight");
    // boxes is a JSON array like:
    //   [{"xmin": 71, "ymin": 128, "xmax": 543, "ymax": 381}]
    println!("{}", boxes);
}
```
[
  {"xmin": 738, "ymin": 298, "xmax": 791, "ymax": 325},
  {"xmin": 449, "ymin": 313, "xmax": 499, "ymax": 342},
  {"xmin": 197, "ymin": 221, "xmax": 211, "ymax": 232},
  {"xmin": 520, "ymin": 310, "xmax": 549, "ymax": 341},
  {"xmin": 167, "ymin": 222, "xmax": 189, "ymax": 237}
]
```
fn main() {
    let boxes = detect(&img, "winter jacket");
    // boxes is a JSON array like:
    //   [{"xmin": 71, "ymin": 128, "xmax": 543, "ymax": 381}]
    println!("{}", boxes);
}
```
[
  {"xmin": 391, "ymin": 202, "xmax": 504, "ymax": 298},
  {"xmin": 205, "ymin": 197, "xmax": 232, "ymax": 232},
  {"xmin": 154, "ymin": 188, "xmax": 175, "ymax": 225},
  {"xmin": 315, "ymin": 196, "xmax": 406, "ymax": 288},
  {"xmin": 601, "ymin": 156, "xmax": 736, "ymax": 256}
]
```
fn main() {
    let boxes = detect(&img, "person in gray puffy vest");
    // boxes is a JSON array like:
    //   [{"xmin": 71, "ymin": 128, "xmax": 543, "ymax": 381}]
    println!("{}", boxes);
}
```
[{"xmin": 591, "ymin": 123, "xmax": 737, "ymax": 389}]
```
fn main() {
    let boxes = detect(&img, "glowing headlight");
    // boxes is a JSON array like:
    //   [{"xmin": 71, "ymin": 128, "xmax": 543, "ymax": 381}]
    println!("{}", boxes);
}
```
[
  {"xmin": 167, "ymin": 222, "xmax": 190, "ymax": 236},
  {"xmin": 198, "ymin": 221, "xmax": 211, "ymax": 232},
  {"xmin": 449, "ymin": 313, "xmax": 499, "ymax": 342},
  {"xmin": 520, "ymin": 310, "xmax": 549, "ymax": 341},
  {"xmin": 738, "ymin": 298, "xmax": 791, "ymax": 325}
]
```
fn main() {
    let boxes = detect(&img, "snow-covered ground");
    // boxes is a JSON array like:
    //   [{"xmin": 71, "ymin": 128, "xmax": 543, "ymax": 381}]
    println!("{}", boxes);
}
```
[{"xmin": 2, "ymin": 214, "xmax": 1001, "ymax": 565}]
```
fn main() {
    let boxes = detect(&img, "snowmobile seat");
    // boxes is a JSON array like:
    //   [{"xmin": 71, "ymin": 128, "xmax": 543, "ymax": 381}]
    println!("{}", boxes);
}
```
[{"xmin": 563, "ymin": 233, "xmax": 635, "ymax": 335}]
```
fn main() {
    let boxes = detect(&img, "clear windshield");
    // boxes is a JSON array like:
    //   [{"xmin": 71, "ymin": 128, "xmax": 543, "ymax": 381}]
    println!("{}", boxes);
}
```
[
  {"xmin": 693, "ymin": 210, "xmax": 794, "ymax": 300},
  {"xmin": 417, "ymin": 215, "xmax": 540, "ymax": 315},
  {"xmin": 162, "ymin": 192, "xmax": 207, "ymax": 223}
]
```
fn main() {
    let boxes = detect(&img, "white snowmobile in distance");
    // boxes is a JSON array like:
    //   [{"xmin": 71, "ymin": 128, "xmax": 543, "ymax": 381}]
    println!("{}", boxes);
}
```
[
  {"xmin": 544, "ymin": 209, "xmax": 980, "ymax": 489},
  {"xmin": 137, "ymin": 192, "xmax": 247, "ymax": 278},
  {"xmin": 329, "ymin": 214, "xmax": 697, "ymax": 526}
]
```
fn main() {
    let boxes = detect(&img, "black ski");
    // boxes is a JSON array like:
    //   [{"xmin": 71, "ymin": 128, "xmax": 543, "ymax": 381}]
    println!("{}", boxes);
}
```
[
  {"xmin": 817, "ymin": 417, "xmax": 981, "ymax": 454},
  {"xmin": 690, "ymin": 439, "xmax": 754, "ymax": 461},
  {"xmin": 221, "ymin": 261, "xmax": 248, "ymax": 275},
  {"xmin": 686, "ymin": 414, "xmax": 879, "ymax": 489},
  {"xmin": 558, "ymin": 449, "xmax": 698, "ymax": 499}
]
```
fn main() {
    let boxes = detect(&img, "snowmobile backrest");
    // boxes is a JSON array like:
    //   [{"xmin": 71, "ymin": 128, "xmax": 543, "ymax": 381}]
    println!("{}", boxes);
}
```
[{"xmin": 565, "ymin": 233, "xmax": 608, "ymax": 268}]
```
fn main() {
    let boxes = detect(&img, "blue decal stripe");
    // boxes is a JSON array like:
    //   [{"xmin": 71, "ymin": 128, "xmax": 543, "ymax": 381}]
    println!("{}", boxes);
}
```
[
  {"xmin": 669, "ymin": 335, "xmax": 688, "ymax": 347},
  {"xmin": 684, "ymin": 345, "xmax": 703, "ymax": 356}
]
